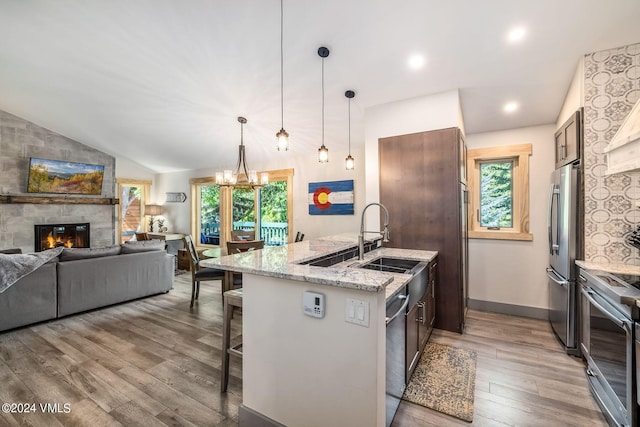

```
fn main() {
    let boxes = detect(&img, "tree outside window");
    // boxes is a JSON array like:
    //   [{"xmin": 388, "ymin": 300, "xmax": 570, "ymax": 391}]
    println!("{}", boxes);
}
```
[
  {"xmin": 199, "ymin": 185, "xmax": 220, "ymax": 244},
  {"xmin": 467, "ymin": 144, "xmax": 532, "ymax": 241},
  {"xmin": 479, "ymin": 161, "xmax": 513, "ymax": 228},
  {"xmin": 190, "ymin": 169, "xmax": 294, "ymax": 247}
]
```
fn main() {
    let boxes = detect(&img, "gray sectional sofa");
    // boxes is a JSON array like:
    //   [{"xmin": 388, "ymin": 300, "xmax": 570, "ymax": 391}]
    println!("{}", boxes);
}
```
[{"xmin": 0, "ymin": 240, "xmax": 174, "ymax": 332}]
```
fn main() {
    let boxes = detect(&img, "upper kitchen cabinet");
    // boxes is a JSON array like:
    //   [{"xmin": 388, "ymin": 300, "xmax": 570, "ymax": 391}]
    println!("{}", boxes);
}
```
[
  {"xmin": 605, "ymin": 97, "xmax": 640, "ymax": 175},
  {"xmin": 379, "ymin": 127, "xmax": 468, "ymax": 334},
  {"xmin": 554, "ymin": 109, "xmax": 582, "ymax": 169}
]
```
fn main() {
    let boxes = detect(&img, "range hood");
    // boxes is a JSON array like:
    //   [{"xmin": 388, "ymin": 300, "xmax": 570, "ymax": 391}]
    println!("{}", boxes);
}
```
[{"xmin": 605, "ymin": 97, "xmax": 640, "ymax": 175}]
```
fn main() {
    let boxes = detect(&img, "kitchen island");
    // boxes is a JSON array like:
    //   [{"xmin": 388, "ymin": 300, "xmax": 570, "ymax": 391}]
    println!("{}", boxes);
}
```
[{"xmin": 202, "ymin": 234, "xmax": 436, "ymax": 427}]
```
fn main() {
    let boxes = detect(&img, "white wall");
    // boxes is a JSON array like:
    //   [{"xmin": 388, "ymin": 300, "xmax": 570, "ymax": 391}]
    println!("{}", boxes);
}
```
[
  {"xmin": 115, "ymin": 156, "xmax": 156, "ymax": 183},
  {"xmin": 556, "ymin": 57, "xmax": 584, "ymax": 128},
  {"xmin": 292, "ymin": 147, "xmax": 365, "ymax": 239},
  {"xmin": 466, "ymin": 124, "xmax": 555, "ymax": 310},
  {"xmin": 363, "ymin": 90, "xmax": 462, "ymax": 228},
  {"xmin": 152, "ymin": 147, "xmax": 366, "ymax": 240},
  {"xmin": 242, "ymin": 273, "xmax": 386, "ymax": 427}
]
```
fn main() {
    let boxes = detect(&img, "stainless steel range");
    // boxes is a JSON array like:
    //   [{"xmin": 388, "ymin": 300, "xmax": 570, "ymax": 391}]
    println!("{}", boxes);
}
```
[{"xmin": 579, "ymin": 268, "xmax": 640, "ymax": 427}]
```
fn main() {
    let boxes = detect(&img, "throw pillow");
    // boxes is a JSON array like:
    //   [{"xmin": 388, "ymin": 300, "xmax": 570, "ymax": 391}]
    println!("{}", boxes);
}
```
[
  {"xmin": 60, "ymin": 245, "xmax": 122, "ymax": 262},
  {"xmin": 120, "ymin": 239, "xmax": 166, "ymax": 254},
  {"xmin": 0, "ymin": 248, "xmax": 22, "ymax": 254}
]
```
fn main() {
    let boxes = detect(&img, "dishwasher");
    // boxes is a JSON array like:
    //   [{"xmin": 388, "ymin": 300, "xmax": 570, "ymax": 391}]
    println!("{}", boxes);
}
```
[{"xmin": 385, "ymin": 290, "xmax": 409, "ymax": 427}]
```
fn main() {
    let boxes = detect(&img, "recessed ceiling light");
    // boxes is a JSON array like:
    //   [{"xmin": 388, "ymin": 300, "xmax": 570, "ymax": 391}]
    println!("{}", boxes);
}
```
[
  {"xmin": 408, "ymin": 54, "xmax": 425, "ymax": 70},
  {"xmin": 504, "ymin": 102, "xmax": 519, "ymax": 113},
  {"xmin": 507, "ymin": 27, "xmax": 526, "ymax": 43}
]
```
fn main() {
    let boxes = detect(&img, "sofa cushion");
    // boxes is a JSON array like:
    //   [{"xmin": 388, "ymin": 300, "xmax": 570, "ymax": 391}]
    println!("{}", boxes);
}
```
[
  {"xmin": 60, "ymin": 245, "xmax": 122, "ymax": 262},
  {"xmin": 0, "ymin": 248, "xmax": 22, "ymax": 254},
  {"xmin": 120, "ymin": 239, "xmax": 166, "ymax": 254}
]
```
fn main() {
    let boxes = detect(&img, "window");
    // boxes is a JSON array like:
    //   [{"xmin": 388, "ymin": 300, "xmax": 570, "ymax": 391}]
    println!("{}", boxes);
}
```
[
  {"xmin": 259, "ymin": 180, "xmax": 289, "ymax": 245},
  {"xmin": 190, "ymin": 168, "xmax": 294, "ymax": 248},
  {"xmin": 199, "ymin": 184, "xmax": 220, "ymax": 245},
  {"xmin": 116, "ymin": 179, "xmax": 151, "ymax": 243},
  {"xmin": 232, "ymin": 187, "xmax": 256, "ymax": 230},
  {"xmin": 467, "ymin": 144, "xmax": 532, "ymax": 241},
  {"xmin": 479, "ymin": 160, "xmax": 513, "ymax": 228}
]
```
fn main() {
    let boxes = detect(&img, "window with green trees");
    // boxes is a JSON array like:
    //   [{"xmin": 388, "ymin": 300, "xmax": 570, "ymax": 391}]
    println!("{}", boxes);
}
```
[
  {"xmin": 467, "ymin": 144, "xmax": 532, "ymax": 241},
  {"xmin": 232, "ymin": 188, "xmax": 255, "ymax": 223},
  {"xmin": 200, "ymin": 185, "xmax": 220, "ymax": 243},
  {"xmin": 190, "ymin": 169, "xmax": 294, "ymax": 246},
  {"xmin": 479, "ymin": 161, "xmax": 513, "ymax": 228},
  {"xmin": 259, "ymin": 180, "xmax": 288, "ymax": 245},
  {"xmin": 260, "ymin": 181, "xmax": 288, "ymax": 223}
]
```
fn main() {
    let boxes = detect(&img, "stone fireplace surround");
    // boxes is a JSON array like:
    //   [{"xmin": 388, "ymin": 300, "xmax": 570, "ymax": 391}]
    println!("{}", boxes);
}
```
[{"xmin": 0, "ymin": 110, "xmax": 116, "ymax": 252}]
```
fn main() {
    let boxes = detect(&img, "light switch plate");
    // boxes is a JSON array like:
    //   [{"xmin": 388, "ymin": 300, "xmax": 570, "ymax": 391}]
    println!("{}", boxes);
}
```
[{"xmin": 345, "ymin": 298, "xmax": 369, "ymax": 327}]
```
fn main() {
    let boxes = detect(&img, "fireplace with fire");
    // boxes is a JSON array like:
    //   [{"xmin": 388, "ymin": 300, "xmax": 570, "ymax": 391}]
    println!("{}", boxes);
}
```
[{"xmin": 34, "ymin": 223, "xmax": 90, "ymax": 252}]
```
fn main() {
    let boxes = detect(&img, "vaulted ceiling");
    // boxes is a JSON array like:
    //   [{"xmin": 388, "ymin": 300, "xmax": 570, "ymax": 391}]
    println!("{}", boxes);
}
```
[{"xmin": 1, "ymin": 1, "xmax": 639, "ymax": 173}]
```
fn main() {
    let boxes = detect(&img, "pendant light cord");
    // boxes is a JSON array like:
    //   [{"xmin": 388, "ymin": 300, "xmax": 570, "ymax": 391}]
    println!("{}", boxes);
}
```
[
  {"xmin": 348, "ymin": 96, "xmax": 351, "ymax": 154},
  {"xmin": 280, "ymin": 0, "xmax": 284, "ymax": 129},
  {"xmin": 321, "ymin": 56, "xmax": 325, "ymax": 146}
]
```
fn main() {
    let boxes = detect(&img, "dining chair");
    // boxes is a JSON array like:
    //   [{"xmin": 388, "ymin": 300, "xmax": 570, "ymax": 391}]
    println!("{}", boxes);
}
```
[
  {"xmin": 220, "ymin": 239, "xmax": 264, "ymax": 392},
  {"xmin": 135, "ymin": 232, "xmax": 150, "ymax": 241},
  {"xmin": 226, "ymin": 239, "xmax": 264, "ymax": 254},
  {"xmin": 221, "ymin": 287, "xmax": 243, "ymax": 392},
  {"xmin": 230, "ymin": 230, "xmax": 255, "ymax": 241},
  {"xmin": 182, "ymin": 235, "xmax": 226, "ymax": 308},
  {"xmin": 223, "ymin": 239, "xmax": 265, "ymax": 296}
]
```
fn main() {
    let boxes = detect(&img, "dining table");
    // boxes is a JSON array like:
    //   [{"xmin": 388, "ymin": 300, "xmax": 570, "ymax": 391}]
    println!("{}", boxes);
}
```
[
  {"xmin": 201, "ymin": 241, "xmax": 264, "ymax": 294},
  {"xmin": 200, "ymin": 246, "xmax": 236, "ymax": 293},
  {"xmin": 201, "ymin": 247, "xmax": 226, "ymax": 259}
]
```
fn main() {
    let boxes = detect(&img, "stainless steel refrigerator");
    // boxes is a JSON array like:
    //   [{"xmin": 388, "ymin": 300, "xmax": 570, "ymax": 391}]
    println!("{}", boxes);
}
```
[{"xmin": 547, "ymin": 163, "xmax": 579, "ymax": 355}]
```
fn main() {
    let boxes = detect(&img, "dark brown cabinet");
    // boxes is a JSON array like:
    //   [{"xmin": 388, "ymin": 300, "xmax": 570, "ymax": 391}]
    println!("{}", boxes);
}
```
[
  {"xmin": 405, "ymin": 302, "xmax": 420, "ymax": 380},
  {"xmin": 419, "ymin": 261, "xmax": 437, "ymax": 350},
  {"xmin": 380, "ymin": 127, "xmax": 468, "ymax": 334},
  {"xmin": 406, "ymin": 258, "xmax": 438, "ymax": 382},
  {"xmin": 555, "ymin": 109, "xmax": 582, "ymax": 169}
]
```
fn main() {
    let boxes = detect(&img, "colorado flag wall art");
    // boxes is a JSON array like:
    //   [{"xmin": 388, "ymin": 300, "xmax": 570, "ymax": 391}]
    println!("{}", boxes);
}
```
[{"xmin": 308, "ymin": 180, "xmax": 354, "ymax": 215}]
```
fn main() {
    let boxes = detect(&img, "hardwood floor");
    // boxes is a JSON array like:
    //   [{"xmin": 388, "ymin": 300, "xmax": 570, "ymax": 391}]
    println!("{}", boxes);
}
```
[
  {"xmin": 0, "ymin": 275, "xmax": 608, "ymax": 426},
  {"xmin": 394, "ymin": 311, "xmax": 609, "ymax": 427}
]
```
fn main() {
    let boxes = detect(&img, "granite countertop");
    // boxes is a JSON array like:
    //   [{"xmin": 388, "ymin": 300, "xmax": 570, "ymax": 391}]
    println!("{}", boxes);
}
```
[
  {"xmin": 201, "ymin": 233, "xmax": 437, "ymax": 301},
  {"xmin": 576, "ymin": 260, "xmax": 640, "ymax": 276}
]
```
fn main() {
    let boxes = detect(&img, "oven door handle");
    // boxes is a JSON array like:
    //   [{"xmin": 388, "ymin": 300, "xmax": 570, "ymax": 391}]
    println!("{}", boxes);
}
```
[{"xmin": 580, "ymin": 287, "xmax": 626, "ymax": 329}]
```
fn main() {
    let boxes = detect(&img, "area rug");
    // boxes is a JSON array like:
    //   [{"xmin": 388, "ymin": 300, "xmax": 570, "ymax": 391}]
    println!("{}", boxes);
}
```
[{"xmin": 402, "ymin": 342, "xmax": 477, "ymax": 422}]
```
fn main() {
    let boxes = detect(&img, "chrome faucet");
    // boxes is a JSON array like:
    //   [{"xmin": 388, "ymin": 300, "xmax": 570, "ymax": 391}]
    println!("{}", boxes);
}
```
[{"xmin": 358, "ymin": 202, "xmax": 390, "ymax": 260}]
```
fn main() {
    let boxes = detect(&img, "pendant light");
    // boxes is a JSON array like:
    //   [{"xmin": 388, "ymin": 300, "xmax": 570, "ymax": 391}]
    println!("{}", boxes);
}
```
[
  {"xmin": 215, "ymin": 117, "xmax": 268, "ymax": 189},
  {"xmin": 275, "ymin": 0, "xmax": 289, "ymax": 151},
  {"xmin": 317, "ymin": 46, "xmax": 329, "ymax": 163},
  {"xmin": 345, "ymin": 90, "xmax": 355, "ymax": 170}
]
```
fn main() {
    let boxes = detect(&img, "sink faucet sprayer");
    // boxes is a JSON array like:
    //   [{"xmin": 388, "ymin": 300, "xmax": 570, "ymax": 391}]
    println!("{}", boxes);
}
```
[{"xmin": 358, "ymin": 202, "xmax": 390, "ymax": 260}]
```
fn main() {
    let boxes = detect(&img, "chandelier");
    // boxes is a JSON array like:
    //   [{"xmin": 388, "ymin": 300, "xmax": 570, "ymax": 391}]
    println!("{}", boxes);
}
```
[{"xmin": 215, "ymin": 117, "xmax": 268, "ymax": 189}]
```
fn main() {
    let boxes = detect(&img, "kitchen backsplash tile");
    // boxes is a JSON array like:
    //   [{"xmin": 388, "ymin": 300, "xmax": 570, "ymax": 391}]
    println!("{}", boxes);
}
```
[{"xmin": 584, "ymin": 42, "xmax": 640, "ymax": 265}]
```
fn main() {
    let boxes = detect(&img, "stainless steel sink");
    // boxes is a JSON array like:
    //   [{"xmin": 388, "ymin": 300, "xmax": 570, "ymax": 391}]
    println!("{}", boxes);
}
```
[{"xmin": 358, "ymin": 257, "xmax": 421, "ymax": 274}]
